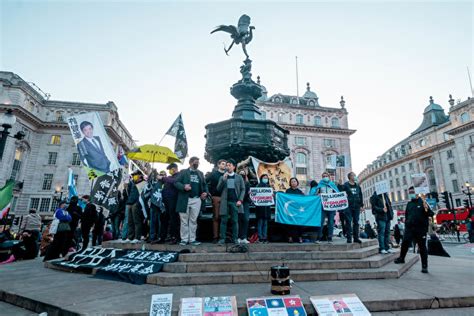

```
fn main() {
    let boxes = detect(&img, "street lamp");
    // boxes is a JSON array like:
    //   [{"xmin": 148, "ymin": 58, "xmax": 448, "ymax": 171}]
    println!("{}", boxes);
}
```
[
  {"xmin": 462, "ymin": 182, "xmax": 473, "ymax": 208},
  {"xmin": 53, "ymin": 186, "xmax": 64, "ymax": 202},
  {"xmin": 0, "ymin": 109, "xmax": 25, "ymax": 160}
]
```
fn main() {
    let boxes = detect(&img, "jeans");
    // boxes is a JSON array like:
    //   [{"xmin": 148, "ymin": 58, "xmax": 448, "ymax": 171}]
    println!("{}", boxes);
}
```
[
  {"xmin": 121, "ymin": 205, "xmax": 130, "ymax": 240},
  {"xmin": 376, "ymin": 219, "xmax": 390, "ymax": 251},
  {"xmin": 257, "ymin": 218, "xmax": 268, "ymax": 240},
  {"xmin": 82, "ymin": 224, "xmax": 92, "ymax": 250},
  {"xmin": 220, "ymin": 202, "xmax": 239, "ymax": 242},
  {"xmin": 238, "ymin": 202, "xmax": 250, "ymax": 240},
  {"xmin": 321, "ymin": 211, "xmax": 336, "ymax": 241},
  {"xmin": 163, "ymin": 196, "xmax": 179, "ymax": 240},
  {"xmin": 344, "ymin": 207, "xmax": 361, "ymax": 242},
  {"xmin": 212, "ymin": 196, "xmax": 221, "ymax": 240},
  {"xmin": 179, "ymin": 197, "xmax": 201, "ymax": 243},
  {"xmin": 399, "ymin": 230, "xmax": 428, "ymax": 268},
  {"xmin": 111, "ymin": 216, "xmax": 121, "ymax": 240},
  {"xmin": 127, "ymin": 203, "xmax": 143, "ymax": 240},
  {"xmin": 150, "ymin": 204, "xmax": 161, "ymax": 241}
]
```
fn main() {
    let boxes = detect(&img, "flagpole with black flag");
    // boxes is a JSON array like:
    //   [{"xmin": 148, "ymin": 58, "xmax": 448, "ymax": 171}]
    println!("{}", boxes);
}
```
[{"xmin": 161, "ymin": 114, "xmax": 188, "ymax": 162}]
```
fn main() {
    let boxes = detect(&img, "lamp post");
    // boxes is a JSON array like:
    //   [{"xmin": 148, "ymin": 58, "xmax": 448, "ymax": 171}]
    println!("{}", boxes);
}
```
[
  {"xmin": 462, "ymin": 182, "xmax": 473, "ymax": 208},
  {"xmin": 53, "ymin": 186, "xmax": 64, "ymax": 202},
  {"xmin": 0, "ymin": 109, "xmax": 26, "ymax": 160}
]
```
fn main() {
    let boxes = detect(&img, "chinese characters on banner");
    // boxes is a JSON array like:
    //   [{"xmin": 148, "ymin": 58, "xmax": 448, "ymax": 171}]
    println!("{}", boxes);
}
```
[{"xmin": 90, "ymin": 169, "xmax": 122, "ymax": 212}]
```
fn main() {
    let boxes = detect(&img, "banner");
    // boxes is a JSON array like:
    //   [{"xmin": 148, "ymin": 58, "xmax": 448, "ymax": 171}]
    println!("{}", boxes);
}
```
[
  {"xmin": 276, "ymin": 193, "xmax": 322, "ymax": 227},
  {"xmin": 67, "ymin": 112, "xmax": 120, "ymax": 175},
  {"xmin": 374, "ymin": 180, "xmax": 390, "ymax": 195},
  {"xmin": 247, "ymin": 296, "xmax": 307, "ymax": 316},
  {"xmin": 411, "ymin": 173, "xmax": 429, "ymax": 195},
  {"xmin": 51, "ymin": 248, "xmax": 124, "ymax": 273},
  {"xmin": 321, "ymin": 192, "xmax": 349, "ymax": 211},
  {"xmin": 150, "ymin": 294, "xmax": 173, "ymax": 316},
  {"xmin": 251, "ymin": 157, "xmax": 293, "ymax": 192},
  {"xmin": 0, "ymin": 180, "xmax": 14, "ymax": 220},
  {"xmin": 249, "ymin": 187, "xmax": 274, "ymax": 206},
  {"xmin": 90, "ymin": 168, "xmax": 122, "ymax": 212},
  {"xmin": 166, "ymin": 114, "xmax": 188, "ymax": 160},
  {"xmin": 310, "ymin": 294, "xmax": 371, "ymax": 316}
]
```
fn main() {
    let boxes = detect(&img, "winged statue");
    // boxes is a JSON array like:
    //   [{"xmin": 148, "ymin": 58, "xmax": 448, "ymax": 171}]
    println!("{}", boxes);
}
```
[{"xmin": 211, "ymin": 14, "xmax": 255, "ymax": 59}]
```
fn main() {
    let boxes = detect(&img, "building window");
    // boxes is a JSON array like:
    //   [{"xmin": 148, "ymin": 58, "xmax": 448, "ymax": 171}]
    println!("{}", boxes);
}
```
[
  {"xmin": 278, "ymin": 113, "xmax": 284, "ymax": 123},
  {"xmin": 296, "ymin": 114, "xmax": 304, "ymax": 124},
  {"xmin": 389, "ymin": 170, "xmax": 392, "ymax": 177},
  {"xmin": 427, "ymin": 170, "xmax": 436, "ymax": 187},
  {"xmin": 50, "ymin": 199, "xmax": 59, "ymax": 212},
  {"xmin": 452, "ymin": 179, "xmax": 459, "ymax": 193},
  {"xmin": 324, "ymin": 139, "xmax": 335, "ymax": 148},
  {"xmin": 73, "ymin": 174, "xmax": 79, "ymax": 187},
  {"xmin": 402, "ymin": 176, "xmax": 407, "ymax": 185},
  {"xmin": 39, "ymin": 198, "xmax": 51, "ymax": 213},
  {"xmin": 460, "ymin": 112, "xmax": 470, "ymax": 124},
  {"xmin": 48, "ymin": 152, "xmax": 58, "ymax": 165},
  {"xmin": 42, "ymin": 174, "xmax": 53, "ymax": 190},
  {"xmin": 308, "ymin": 100, "xmax": 315, "ymax": 106},
  {"xmin": 10, "ymin": 149, "xmax": 23, "ymax": 181},
  {"xmin": 397, "ymin": 191, "xmax": 402, "ymax": 201},
  {"xmin": 396, "ymin": 178, "xmax": 400, "ymax": 187},
  {"xmin": 50, "ymin": 135, "xmax": 61, "ymax": 145},
  {"xmin": 446, "ymin": 150, "xmax": 453, "ymax": 159},
  {"xmin": 409, "ymin": 162, "xmax": 414, "ymax": 171},
  {"xmin": 384, "ymin": 173, "xmax": 387, "ymax": 179},
  {"xmin": 404, "ymin": 189, "xmax": 408, "ymax": 200},
  {"xmin": 72, "ymin": 153, "xmax": 81, "ymax": 166},
  {"xmin": 419, "ymin": 139, "xmax": 426, "ymax": 147},
  {"xmin": 470, "ymin": 134, "xmax": 474, "ymax": 144},
  {"xmin": 391, "ymin": 192, "xmax": 395, "ymax": 201},
  {"xmin": 296, "ymin": 167, "xmax": 307, "ymax": 175},
  {"xmin": 29, "ymin": 198, "xmax": 40, "ymax": 211},
  {"xmin": 314, "ymin": 116, "xmax": 322, "ymax": 126},
  {"xmin": 401, "ymin": 165, "xmax": 405, "ymax": 173},
  {"xmin": 55, "ymin": 112, "xmax": 64, "ymax": 122},
  {"xmin": 295, "ymin": 136, "xmax": 306, "ymax": 146},
  {"xmin": 449, "ymin": 163, "xmax": 456, "ymax": 174},
  {"xmin": 455, "ymin": 199, "xmax": 461, "ymax": 207},
  {"xmin": 394, "ymin": 168, "xmax": 398, "ymax": 175},
  {"xmin": 331, "ymin": 117, "xmax": 339, "ymax": 128},
  {"xmin": 296, "ymin": 152, "xmax": 307, "ymax": 165},
  {"xmin": 291, "ymin": 98, "xmax": 298, "ymax": 105}
]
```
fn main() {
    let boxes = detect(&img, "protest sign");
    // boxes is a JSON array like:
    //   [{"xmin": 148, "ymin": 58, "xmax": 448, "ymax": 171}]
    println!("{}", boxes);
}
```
[
  {"xmin": 251, "ymin": 156, "xmax": 293, "ymax": 191},
  {"xmin": 310, "ymin": 294, "xmax": 371, "ymax": 316},
  {"xmin": 90, "ymin": 168, "xmax": 122, "ymax": 212},
  {"xmin": 411, "ymin": 173, "xmax": 429, "ymax": 194},
  {"xmin": 374, "ymin": 180, "xmax": 390, "ymax": 195},
  {"xmin": 150, "ymin": 294, "xmax": 173, "ymax": 316},
  {"xmin": 246, "ymin": 296, "xmax": 307, "ymax": 316},
  {"xmin": 203, "ymin": 296, "xmax": 237, "ymax": 316},
  {"xmin": 179, "ymin": 297, "xmax": 203, "ymax": 316},
  {"xmin": 249, "ymin": 187, "xmax": 275, "ymax": 206},
  {"xmin": 51, "ymin": 248, "xmax": 124, "ymax": 273},
  {"xmin": 320, "ymin": 192, "xmax": 349, "ymax": 211},
  {"xmin": 426, "ymin": 198, "xmax": 437, "ymax": 210},
  {"xmin": 276, "ymin": 193, "xmax": 322, "ymax": 227}
]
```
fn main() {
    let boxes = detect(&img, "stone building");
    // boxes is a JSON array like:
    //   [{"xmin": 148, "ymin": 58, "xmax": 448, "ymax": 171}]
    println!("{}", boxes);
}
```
[
  {"xmin": 256, "ymin": 78, "xmax": 355, "ymax": 187},
  {"xmin": 358, "ymin": 96, "xmax": 474, "ymax": 211},
  {"xmin": 0, "ymin": 72, "xmax": 135, "ymax": 216}
]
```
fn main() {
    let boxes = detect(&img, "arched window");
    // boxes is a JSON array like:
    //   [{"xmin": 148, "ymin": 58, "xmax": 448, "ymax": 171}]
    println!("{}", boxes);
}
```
[
  {"xmin": 278, "ymin": 113, "xmax": 285, "ymax": 123},
  {"xmin": 296, "ymin": 152, "xmax": 307, "ymax": 164},
  {"xmin": 308, "ymin": 100, "xmax": 315, "ymax": 106},
  {"xmin": 428, "ymin": 169, "xmax": 436, "ymax": 187},
  {"xmin": 295, "ymin": 152, "xmax": 307, "ymax": 176},
  {"xmin": 314, "ymin": 116, "xmax": 322, "ymax": 126},
  {"xmin": 331, "ymin": 117, "xmax": 339, "ymax": 128},
  {"xmin": 291, "ymin": 98, "xmax": 298, "ymax": 105},
  {"xmin": 460, "ymin": 112, "xmax": 470, "ymax": 124},
  {"xmin": 296, "ymin": 114, "xmax": 304, "ymax": 124},
  {"xmin": 55, "ymin": 111, "xmax": 64, "ymax": 122}
]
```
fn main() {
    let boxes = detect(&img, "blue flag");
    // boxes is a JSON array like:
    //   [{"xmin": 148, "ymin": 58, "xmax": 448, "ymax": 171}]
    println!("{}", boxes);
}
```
[
  {"xmin": 68, "ymin": 168, "xmax": 78, "ymax": 201},
  {"xmin": 276, "ymin": 193, "xmax": 322, "ymax": 227}
]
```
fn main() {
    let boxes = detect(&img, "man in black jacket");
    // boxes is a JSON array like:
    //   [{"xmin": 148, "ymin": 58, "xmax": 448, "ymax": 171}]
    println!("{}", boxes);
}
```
[
  {"xmin": 394, "ymin": 186, "xmax": 434, "ymax": 273},
  {"xmin": 343, "ymin": 172, "xmax": 364, "ymax": 243},
  {"xmin": 66, "ymin": 196, "xmax": 82, "ymax": 250},
  {"xmin": 370, "ymin": 192, "xmax": 394, "ymax": 254},
  {"xmin": 205, "ymin": 159, "xmax": 227, "ymax": 243},
  {"xmin": 81, "ymin": 195, "xmax": 97, "ymax": 250}
]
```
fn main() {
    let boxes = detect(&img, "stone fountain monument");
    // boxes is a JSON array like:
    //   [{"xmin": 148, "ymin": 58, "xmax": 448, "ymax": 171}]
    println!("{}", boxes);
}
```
[{"xmin": 205, "ymin": 15, "xmax": 290, "ymax": 164}]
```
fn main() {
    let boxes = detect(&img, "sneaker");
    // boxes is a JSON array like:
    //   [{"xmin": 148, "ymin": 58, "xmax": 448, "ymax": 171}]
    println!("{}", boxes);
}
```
[
  {"xmin": 217, "ymin": 239, "xmax": 225, "ymax": 245},
  {"xmin": 327, "ymin": 240, "xmax": 333, "ymax": 244},
  {"xmin": 190, "ymin": 241, "xmax": 201, "ymax": 246},
  {"xmin": 240, "ymin": 239, "xmax": 250, "ymax": 244},
  {"xmin": 314, "ymin": 240, "xmax": 321, "ymax": 244},
  {"xmin": 123, "ymin": 239, "xmax": 131, "ymax": 243},
  {"xmin": 387, "ymin": 249, "xmax": 396, "ymax": 253},
  {"xmin": 346, "ymin": 239, "xmax": 352, "ymax": 244},
  {"xmin": 0, "ymin": 254, "xmax": 15, "ymax": 264},
  {"xmin": 237, "ymin": 238, "xmax": 242, "ymax": 244},
  {"xmin": 354, "ymin": 239, "xmax": 362, "ymax": 244},
  {"xmin": 380, "ymin": 250, "xmax": 389, "ymax": 254},
  {"xmin": 131, "ymin": 239, "xmax": 140, "ymax": 243},
  {"xmin": 421, "ymin": 267, "xmax": 428, "ymax": 273},
  {"xmin": 179, "ymin": 241, "xmax": 188, "ymax": 246},
  {"xmin": 394, "ymin": 258, "xmax": 405, "ymax": 264}
]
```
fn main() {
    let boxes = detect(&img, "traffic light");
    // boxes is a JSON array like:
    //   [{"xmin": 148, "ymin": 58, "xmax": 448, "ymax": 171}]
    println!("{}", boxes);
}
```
[
  {"xmin": 441, "ymin": 191, "xmax": 451, "ymax": 210},
  {"xmin": 463, "ymin": 199, "xmax": 470, "ymax": 208}
]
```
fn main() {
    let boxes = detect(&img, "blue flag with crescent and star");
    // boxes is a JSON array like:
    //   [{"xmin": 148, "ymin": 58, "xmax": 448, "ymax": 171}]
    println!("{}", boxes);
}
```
[{"xmin": 275, "ymin": 193, "xmax": 322, "ymax": 227}]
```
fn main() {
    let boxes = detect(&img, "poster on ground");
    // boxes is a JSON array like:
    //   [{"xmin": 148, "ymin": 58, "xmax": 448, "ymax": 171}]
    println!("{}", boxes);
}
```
[
  {"xmin": 150, "ymin": 293, "xmax": 173, "ymax": 316},
  {"xmin": 67, "ymin": 112, "xmax": 120, "ymax": 176},
  {"xmin": 246, "ymin": 296, "xmax": 307, "ymax": 316},
  {"xmin": 374, "ymin": 180, "xmax": 390, "ymax": 195},
  {"xmin": 179, "ymin": 297, "xmax": 203, "ymax": 316},
  {"xmin": 320, "ymin": 192, "xmax": 349, "ymax": 211},
  {"xmin": 249, "ymin": 187, "xmax": 275, "ymax": 206},
  {"xmin": 203, "ymin": 296, "xmax": 237, "ymax": 316},
  {"xmin": 310, "ymin": 294, "xmax": 371, "ymax": 316},
  {"xmin": 410, "ymin": 173, "xmax": 429, "ymax": 195}
]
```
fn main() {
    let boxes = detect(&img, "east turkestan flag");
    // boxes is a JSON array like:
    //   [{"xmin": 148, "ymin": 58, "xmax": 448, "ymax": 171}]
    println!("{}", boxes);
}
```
[
  {"xmin": 0, "ymin": 180, "xmax": 15, "ymax": 220},
  {"xmin": 165, "ymin": 114, "xmax": 188, "ymax": 160}
]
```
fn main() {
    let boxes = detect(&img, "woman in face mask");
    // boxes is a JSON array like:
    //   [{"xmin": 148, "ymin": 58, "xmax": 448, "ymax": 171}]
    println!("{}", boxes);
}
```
[
  {"xmin": 285, "ymin": 177, "xmax": 305, "ymax": 243},
  {"xmin": 255, "ymin": 174, "xmax": 271, "ymax": 243},
  {"xmin": 309, "ymin": 172, "xmax": 338, "ymax": 243}
]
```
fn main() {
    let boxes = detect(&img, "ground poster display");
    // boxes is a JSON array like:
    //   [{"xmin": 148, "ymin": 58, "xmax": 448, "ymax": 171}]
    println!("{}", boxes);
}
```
[
  {"xmin": 310, "ymin": 294, "xmax": 371, "ymax": 316},
  {"xmin": 179, "ymin": 296, "xmax": 237, "ymax": 316},
  {"xmin": 150, "ymin": 293, "xmax": 173, "ymax": 316},
  {"xmin": 246, "ymin": 295, "xmax": 307, "ymax": 316}
]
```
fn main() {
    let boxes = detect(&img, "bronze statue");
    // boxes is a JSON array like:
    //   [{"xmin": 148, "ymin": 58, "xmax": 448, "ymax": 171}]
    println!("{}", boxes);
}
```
[{"xmin": 211, "ymin": 14, "xmax": 255, "ymax": 59}]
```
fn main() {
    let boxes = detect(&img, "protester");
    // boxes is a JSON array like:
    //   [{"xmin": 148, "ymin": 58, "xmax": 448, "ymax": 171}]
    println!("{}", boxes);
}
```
[
  {"xmin": 147, "ymin": 169, "xmax": 163, "ymax": 244},
  {"xmin": 66, "ymin": 196, "xmax": 82, "ymax": 250},
  {"xmin": 162, "ymin": 163, "xmax": 180, "ymax": 244},
  {"xmin": 175, "ymin": 156, "xmax": 208, "ymax": 246},
  {"xmin": 44, "ymin": 201, "xmax": 72, "ymax": 261},
  {"xmin": 337, "ymin": 179, "xmax": 348, "ymax": 238},
  {"xmin": 364, "ymin": 220, "xmax": 376, "ymax": 239},
  {"xmin": 0, "ymin": 231, "xmax": 39, "ymax": 264},
  {"xmin": 121, "ymin": 184, "xmax": 130, "ymax": 241},
  {"xmin": 92, "ymin": 207, "xmax": 105, "ymax": 246},
  {"xmin": 468, "ymin": 218, "xmax": 474, "ymax": 243},
  {"xmin": 343, "ymin": 172, "xmax": 364, "ymax": 244},
  {"xmin": 310, "ymin": 172, "xmax": 337, "ymax": 243},
  {"xmin": 103, "ymin": 226, "xmax": 113, "ymax": 242},
  {"xmin": 110, "ymin": 191, "xmax": 124, "ymax": 240},
  {"xmin": 206, "ymin": 159, "xmax": 227, "ymax": 243},
  {"xmin": 81, "ymin": 195, "xmax": 97, "ymax": 250},
  {"xmin": 126, "ymin": 172, "xmax": 144, "ymax": 243},
  {"xmin": 40, "ymin": 225, "xmax": 53, "ymax": 257},
  {"xmin": 394, "ymin": 222, "xmax": 402, "ymax": 245},
  {"xmin": 394, "ymin": 186, "xmax": 434, "ymax": 273},
  {"xmin": 19, "ymin": 208, "xmax": 42, "ymax": 241},
  {"xmin": 216, "ymin": 159, "xmax": 245, "ymax": 244},
  {"xmin": 255, "ymin": 174, "xmax": 271, "ymax": 243},
  {"xmin": 285, "ymin": 177, "xmax": 305, "ymax": 243},
  {"xmin": 373, "ymin": 190, "xmax": 395, "ymax": 252},
  {"xmin": 238, "ymin": 169, "xmax": 251, "ymax": 244}
]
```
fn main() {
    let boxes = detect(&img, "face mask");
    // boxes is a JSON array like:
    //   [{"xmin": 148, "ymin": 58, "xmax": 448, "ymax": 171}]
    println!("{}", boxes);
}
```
[
  {"xmin": 169, "ymin": 169, "xmax": 175, "ymax": 175},
  {"xmin": 409, "ymin": 194, "xmax": 417, "ymax": 200},
  {"xmin": 192, "ymin": 163, "xmax": 199, "ymax": 169},
  {"xmin": 262, "ymin": 178, "xmax": 269, "ymax": 184},
  {"xmin": 322, "ymin": 177, "xmax": 330, "ymax": 182}
]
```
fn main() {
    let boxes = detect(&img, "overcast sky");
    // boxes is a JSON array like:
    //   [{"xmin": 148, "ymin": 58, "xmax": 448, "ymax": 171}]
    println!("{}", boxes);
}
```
[{"xmin": 1, "ymin": 0, "xmax": 473, "ymax": 175}]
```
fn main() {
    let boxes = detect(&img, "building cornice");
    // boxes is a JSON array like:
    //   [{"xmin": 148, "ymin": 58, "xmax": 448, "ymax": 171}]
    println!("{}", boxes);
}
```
[
  {"xmin": 280, "ymin": 123, "xmax": 356, "ymax": 135},
  {"xmin": 445, "ymin": 121, "xmax": 474, "ymax": 136}
]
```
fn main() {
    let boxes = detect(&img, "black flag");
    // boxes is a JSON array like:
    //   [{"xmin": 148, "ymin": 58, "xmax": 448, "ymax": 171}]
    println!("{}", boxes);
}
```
[{"xmin": 165, "ymin": 114, "xmax": 188, "ymax": 160}]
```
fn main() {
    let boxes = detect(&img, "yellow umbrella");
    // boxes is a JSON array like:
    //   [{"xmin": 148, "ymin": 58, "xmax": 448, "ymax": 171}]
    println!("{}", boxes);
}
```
[{"xmin": 126, "ymin": 144, "xmax": 180, "ymax": 164}]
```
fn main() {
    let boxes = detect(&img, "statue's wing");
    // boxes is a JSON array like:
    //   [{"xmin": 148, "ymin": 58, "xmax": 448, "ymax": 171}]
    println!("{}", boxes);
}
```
[
  {"xmin": 210, "ymin": 25, "xmax": 239, "ymax": 38},
  {"xmin": 238, "ymin": 15, "xmax": 251, "ymax": 29}
]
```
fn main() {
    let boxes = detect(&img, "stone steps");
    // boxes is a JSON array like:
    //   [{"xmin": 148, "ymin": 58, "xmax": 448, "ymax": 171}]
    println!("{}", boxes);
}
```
[
  {"xmin": 163, "ymin": 252, "xmax": 398, "ymax": 273},
  {"xmin": 148, "ymin": 254, "xmax": 418, "ymax": 286}
]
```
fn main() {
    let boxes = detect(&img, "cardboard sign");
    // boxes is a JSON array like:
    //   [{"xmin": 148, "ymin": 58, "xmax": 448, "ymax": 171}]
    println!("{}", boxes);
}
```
[
  {"xmin": 179, "ymin": 297, "xmax": 203, "ymax": 316},
  {"xmin": 203, "ymin": 296, "xmax": 237, "ymax": 316},
  {"xmin": 150, "ymin": 294, "xmax": 173, "ymax": 316},
  {"xmin": 246, "ymin": 296, "xmax": 307, "ymax": 316},
  {"xmin": 249, "ymin": 187, "xmax": 275, "ymax": 206},
  {"xmin": 310, "ymin": 294, "xmax": 371, "ymax": 316},
  {"xmin": 374, "ymin": 180, "xmax": 390, "ymax": 195},
  {"xmin": 320, "ymin": 192, "xmax": 349, "ymax": 211},
  {"xmin": 411, "ymin": 173, "xmax": 429, "ymax": 194}
]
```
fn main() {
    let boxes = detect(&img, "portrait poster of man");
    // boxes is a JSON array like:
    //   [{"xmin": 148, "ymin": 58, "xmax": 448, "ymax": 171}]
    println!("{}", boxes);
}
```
[{"xmin": 67, "ymin": 112, "xmax": 120, "ymax": 175}]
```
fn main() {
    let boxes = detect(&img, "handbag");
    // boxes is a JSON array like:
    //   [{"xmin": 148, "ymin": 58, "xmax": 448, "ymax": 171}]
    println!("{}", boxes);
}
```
[
  {"xmin": 57, "ymin": 222, "xmax": 71, "ymax": 232},
  {"xmin": 49, "ymin": 218, "xmax": 59, "ymax": 235}
]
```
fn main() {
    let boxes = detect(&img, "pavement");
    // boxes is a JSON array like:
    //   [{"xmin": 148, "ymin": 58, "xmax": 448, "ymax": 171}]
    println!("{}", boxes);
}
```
[{"xmin": 0, "ymin": 247, "xmax": 473, "ymax": 315}]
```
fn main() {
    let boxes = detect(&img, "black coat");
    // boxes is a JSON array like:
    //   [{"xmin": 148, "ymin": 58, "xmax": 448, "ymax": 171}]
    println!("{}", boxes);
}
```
[
  {"xmin": 67, "ymin": 203, "xmax": 83, "ymax": 231},
  {"xmin": 77, "ymin": 136, "xmax": 111, "ymax": 173},
  {"xmin": 343, "ymin": 181, "xmax": 364, "ymax": 209},
  {"xmin": 255, "ymin": 182, "xmax": 272, "ymax": 220},
  {"xmin": 405, "ymin": 198, "xmax": 434, "ymax": 234},
  {"xmin": 174, "ymin": 168, "xmax": 208, "ymax": 213},
  {"xmin": 206, "ymin": 169, "xmax": 225, "ymax": 197},
  {"xmin": 370, "ymin": 193, "xmax": 394, "ymax": 222},
  {"xmin": 81, "ymin": 203, "xmax": 97, "ymax": 227}
]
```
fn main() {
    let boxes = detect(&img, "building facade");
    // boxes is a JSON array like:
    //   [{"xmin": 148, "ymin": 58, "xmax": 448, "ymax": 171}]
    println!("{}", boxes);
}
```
[
  {"xmin": 256, "ymin": 79, "xmax": 355, "ymax": 187},
  {"xmin": 0, "ymin": 72, "xmax": 135, "ymax": 216},
  {"xmin": 358, "ymin": 96, "xmax": 474, "ymax": 211}
]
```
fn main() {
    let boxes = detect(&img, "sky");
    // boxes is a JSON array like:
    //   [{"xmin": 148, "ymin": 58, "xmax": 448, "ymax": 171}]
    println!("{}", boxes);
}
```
[{"xmin": 1, "ymin": 0, "xmax": 473, "ymax": 174}]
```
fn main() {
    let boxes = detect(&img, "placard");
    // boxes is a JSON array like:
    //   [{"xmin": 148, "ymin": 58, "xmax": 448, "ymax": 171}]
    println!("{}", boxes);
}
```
[
  {"xmin": 203, "ymin": 296, "xmax": 237, "ymax": 316},
  {"xmin": 320, "ymin": 192, "xmax": 349, "ymax": 211},
  {"xmin": 374, "ymin": 180, "xmax": 390, "ymax": 195},
  {"xmin": 179, "ymin": 297, "xmax": 203, "ymax": 316},
  {"xmin": 411, "ymin": 173, "xmax": 429, "ymax": 195},
  {"xmin": 150, "ymin": 293, "xmax": 173, "ymax": 316},
  {"xmin": 246, "ymin": 296, "xmax": 307, "ymax": 316},
  {"xmin": 310, "ymin": 294, "xmax": 371, "ymax": 316},
  {"xmin": 249, "ymin": 187, "xmax": 275, "ymax": 206}
]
